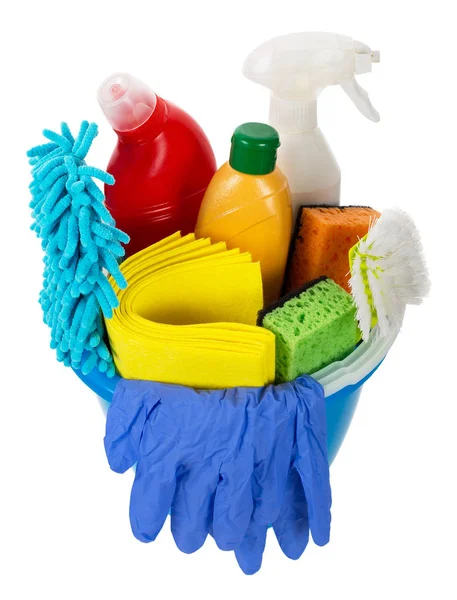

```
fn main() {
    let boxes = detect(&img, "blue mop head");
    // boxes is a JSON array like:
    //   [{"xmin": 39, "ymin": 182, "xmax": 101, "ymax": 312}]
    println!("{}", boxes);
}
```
[{"xmin": 27, "ymin": 121, "xmax": 129, "ymax": 377}]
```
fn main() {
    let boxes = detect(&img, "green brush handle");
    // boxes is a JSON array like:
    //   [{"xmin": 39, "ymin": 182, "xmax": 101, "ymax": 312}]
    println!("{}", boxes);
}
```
[{"xmin": 349, "ymin": 235, "xmax": 379, "ymax": 330}]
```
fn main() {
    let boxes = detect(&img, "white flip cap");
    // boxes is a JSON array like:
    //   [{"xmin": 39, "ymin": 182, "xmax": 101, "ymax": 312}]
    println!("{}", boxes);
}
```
[{"xmin": 97, "ymin": 73, "xmax": 157, "ymax": 132}]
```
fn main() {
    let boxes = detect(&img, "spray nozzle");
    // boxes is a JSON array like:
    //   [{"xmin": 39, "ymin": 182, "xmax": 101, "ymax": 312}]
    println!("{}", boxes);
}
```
[{"xmin": 243, "ymin": 33, "xmax": 380, "ymax": 130}]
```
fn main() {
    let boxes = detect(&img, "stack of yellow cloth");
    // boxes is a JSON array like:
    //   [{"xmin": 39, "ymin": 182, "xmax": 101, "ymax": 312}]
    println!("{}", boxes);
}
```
[{"xmin": 105, "ymin": 232, "xmax": 275, "ymax": 388}]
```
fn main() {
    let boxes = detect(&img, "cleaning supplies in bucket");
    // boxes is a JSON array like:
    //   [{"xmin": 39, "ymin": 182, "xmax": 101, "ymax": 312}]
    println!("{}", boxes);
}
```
[
  {"xmin": 258, "ymin": 277, "xmax": 361, "ymax": 381},
  {"xmin": 285, "ymin": 205, "xmax": 380, "ymax": 293},
  {"xmin": 98, "ymin": 73, "xmax": 217, "ymax": 256},
  {"xmin": 23, "ymin": 28, "xmax": 435, "ymax": 583},
  {"xmin": 105, "ymin": 232, "xmax": 275, "ymax": 388},
  {"xmin": 196, "ymin": 123, "xmax": 292, "ymax": 305},
  {"xmin": 243, "ymin": 33, "xmax": 380, "ymax": 215},
  {"xmin": 349, "ymin": 207, "xmax": 430, "ymax": 340},
  {"xmin": 104, "ymin": 374, "xmax": 331, "ymax": 575},
  {"xmin": 27, "ymin": 121, "xmax": 129, "ymax": 376}
]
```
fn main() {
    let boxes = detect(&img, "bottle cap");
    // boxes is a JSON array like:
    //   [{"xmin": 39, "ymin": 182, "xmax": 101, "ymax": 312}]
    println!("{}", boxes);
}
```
[
  {"xmin": 97, "ymin": 73, "xmax": 157, "ymax": 132},
  {"xmin": 229, "ymin": 123, "xmax": 280, "ymax": 175}
]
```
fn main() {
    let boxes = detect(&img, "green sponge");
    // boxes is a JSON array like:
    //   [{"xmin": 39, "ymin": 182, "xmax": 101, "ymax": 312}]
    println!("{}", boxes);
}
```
[{"xmin": 258, "ymin": 277, "xmax": 361, "ymax": 382}]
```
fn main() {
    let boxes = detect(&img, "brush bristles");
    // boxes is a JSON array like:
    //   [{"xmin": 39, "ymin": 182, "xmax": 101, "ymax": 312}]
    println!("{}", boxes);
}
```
[
  {"xmin": 349, "ymin": 207, "xmax": 430, "ymax": 339},
  {"xmin": 349, "ymin": 253, "xmax": 372, "ymax": 340}
]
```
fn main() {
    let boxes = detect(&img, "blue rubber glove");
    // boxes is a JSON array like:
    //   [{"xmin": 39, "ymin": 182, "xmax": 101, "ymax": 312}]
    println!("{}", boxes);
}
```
[
  {"xmin": 105, "ymin": 380, "xmax": 259, "ymax": 553},
  {"xmin": 104, "ymin": 375, "xmax": 331, "ymax": 574},
  {"xmin": 234, "ymin": 375, "xmax": 332, "ymax": 574}
]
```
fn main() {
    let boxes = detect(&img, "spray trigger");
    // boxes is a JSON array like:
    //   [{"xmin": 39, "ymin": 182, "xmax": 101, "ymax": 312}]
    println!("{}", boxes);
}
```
[{"xmin": 341, "ymin": 77, "xmax": 380, "ymax": 122}]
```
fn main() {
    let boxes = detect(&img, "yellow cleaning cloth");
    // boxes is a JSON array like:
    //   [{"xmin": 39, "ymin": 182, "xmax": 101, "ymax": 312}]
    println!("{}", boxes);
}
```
[{"xmin": 105, "ymin": 232, "xmax": 275, "ymax": 388}]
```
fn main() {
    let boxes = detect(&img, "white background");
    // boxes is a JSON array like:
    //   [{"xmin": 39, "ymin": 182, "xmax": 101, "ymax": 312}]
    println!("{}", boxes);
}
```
[{"xmin": 1, "ymin": 1, "xmax": 456, "ymax": 598}]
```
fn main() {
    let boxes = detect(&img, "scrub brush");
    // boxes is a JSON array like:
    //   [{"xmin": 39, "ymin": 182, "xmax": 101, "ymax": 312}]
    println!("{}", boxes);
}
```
[
  {"xmin": 349, "ymin": 207, "xmax": 430, "ymax": 340},
  {"xmin": 28, "ymin": 121, "xmax": 129, "ymax": 376}
]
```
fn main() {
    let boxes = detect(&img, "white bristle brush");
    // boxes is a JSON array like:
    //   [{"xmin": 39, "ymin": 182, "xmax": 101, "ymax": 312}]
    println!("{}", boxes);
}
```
[{"xmin": 349, "ymin": 207, "xmax": 430, "ymax": 340}]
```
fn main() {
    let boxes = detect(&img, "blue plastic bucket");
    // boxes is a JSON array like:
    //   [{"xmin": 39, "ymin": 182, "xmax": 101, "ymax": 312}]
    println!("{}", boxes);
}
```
[{"xmin": 74, "ymin": 324, "xmax": 399, "ymax": 464}]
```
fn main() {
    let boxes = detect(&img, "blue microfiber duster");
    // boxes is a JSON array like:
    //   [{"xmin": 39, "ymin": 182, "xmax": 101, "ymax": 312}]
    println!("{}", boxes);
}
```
[{"xmin": 28, "ymin": 121, "xmax": 129, "ymax": 377}]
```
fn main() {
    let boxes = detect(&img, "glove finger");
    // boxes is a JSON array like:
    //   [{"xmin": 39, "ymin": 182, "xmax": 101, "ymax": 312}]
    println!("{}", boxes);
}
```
[
  {"xmin": 129, "ymin": 460, "xmax": 177, "ymax": 543},
  {"xmin": 295, "ymin": 375, "xmax": 332, "ymax": 546},
  {"xmin": 234, "ymin": 519, "xmax": 268, "ymax": 576},
  {"xmin": 211, "ymin": 395, "xmax": 258, "ymax": 551},
  {"xmin": 251, "ymin": 392, "xmax": 295, "ymax": 526},
  {"xmin": 273, "ymin": 466, "xmax": 310, "ymax": 560},
  {"xmin": 170, "ymin": 462, "xmax": 220, "ymax": 554},
  {"xmin": 129, "ymin": 412, "xmax": 180, "ymax": 543},
  {"xmin": 104, "ymin": 380, "xmax": 157, "ymax": 473},
  {"xmin": 295, "ymin": 427, "xmax": 331, "ymax": 547},
  {"xmin": 212, "ymin": 458, "xmax": 254, "ymax": 551}
]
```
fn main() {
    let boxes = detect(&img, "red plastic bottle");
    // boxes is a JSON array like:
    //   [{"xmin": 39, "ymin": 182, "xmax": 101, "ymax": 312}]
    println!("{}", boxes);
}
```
[{"xmin": 98, "ymin": 73, "xmax": 217, "ymax": 256}]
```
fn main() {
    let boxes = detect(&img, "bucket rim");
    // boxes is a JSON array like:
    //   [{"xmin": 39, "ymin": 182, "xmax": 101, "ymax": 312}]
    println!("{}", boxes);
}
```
[{"xmin": 314, "ymin": 316, "xmax": 402, "ymax": 396}]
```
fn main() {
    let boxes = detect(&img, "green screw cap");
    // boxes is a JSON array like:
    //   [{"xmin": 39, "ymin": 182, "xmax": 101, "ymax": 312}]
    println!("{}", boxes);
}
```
[{"xmin": 229, "ymin": 122, "xmax": 280, "ymax": 175}]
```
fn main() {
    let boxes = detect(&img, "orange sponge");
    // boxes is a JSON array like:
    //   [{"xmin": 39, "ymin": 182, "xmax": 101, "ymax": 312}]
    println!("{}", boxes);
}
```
[{"xmin": 285, "ymin": 205, "xmax": 380, "ymax": 293}]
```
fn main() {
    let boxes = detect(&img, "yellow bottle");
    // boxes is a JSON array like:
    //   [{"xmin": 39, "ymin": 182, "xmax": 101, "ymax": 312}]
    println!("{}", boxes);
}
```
[{"xmin": 195, "ymin": 123, "xmax": 292, "ymax": 305}]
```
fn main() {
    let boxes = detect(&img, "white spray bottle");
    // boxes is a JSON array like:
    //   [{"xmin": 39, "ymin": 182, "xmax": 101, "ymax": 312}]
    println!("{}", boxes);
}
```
[{"xmin": 243, "ymin": 32, "xmax": 380, "ymax": 217}]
